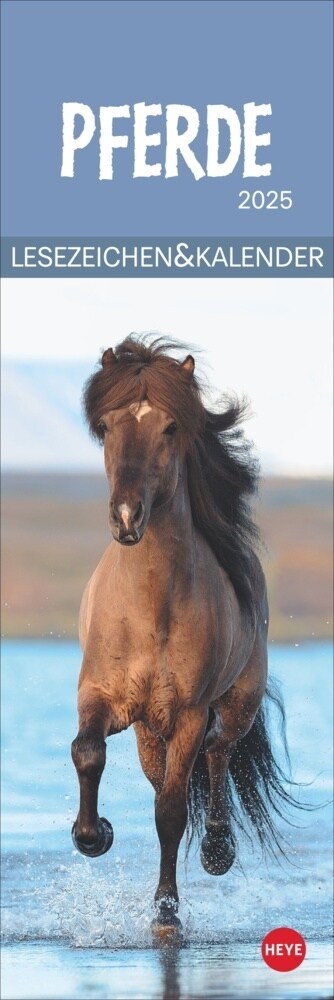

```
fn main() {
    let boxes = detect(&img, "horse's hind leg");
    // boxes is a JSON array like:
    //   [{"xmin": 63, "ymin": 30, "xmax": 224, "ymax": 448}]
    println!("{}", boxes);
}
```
[
  {"xmin": 201, "ymin": 644, "xmax": 267, "ymax": 875},
  {"xmin": 71, "ymin": 688, "xmax": 114, "ymax": 858},
  {"xmin": 153, "ymin": 707, "xmax": 207, "ymax": 933}
]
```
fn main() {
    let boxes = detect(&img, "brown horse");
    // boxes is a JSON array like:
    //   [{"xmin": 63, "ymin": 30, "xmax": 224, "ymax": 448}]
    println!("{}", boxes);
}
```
[{"xmin": 71, "ymin": 337, "xmax": 291, "ymax": 936}]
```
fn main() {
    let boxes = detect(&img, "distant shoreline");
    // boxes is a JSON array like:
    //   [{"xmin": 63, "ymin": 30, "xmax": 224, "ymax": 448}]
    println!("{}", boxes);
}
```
[{"xmin": 2, "ymin": 472, "xmax": 333, "ymax": 643}]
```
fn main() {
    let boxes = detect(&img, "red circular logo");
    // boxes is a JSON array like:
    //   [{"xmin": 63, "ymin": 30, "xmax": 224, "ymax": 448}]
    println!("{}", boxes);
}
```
[{"xmin": 261, "ymin": 927, "xmax": 306, "ymax": 972}]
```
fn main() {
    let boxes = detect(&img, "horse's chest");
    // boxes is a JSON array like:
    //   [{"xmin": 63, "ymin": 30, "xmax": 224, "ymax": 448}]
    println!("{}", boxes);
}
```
[
  {"xmin": 110, "ymin": 656, "xmax": 180, "ymax": 737},
  {"xmin": 144, "ymin": 669, "xmax": 179, "ymax": 737},
  {"xmin": 83, "ymin": 571, "xmax": 222, "ymax": 736}
]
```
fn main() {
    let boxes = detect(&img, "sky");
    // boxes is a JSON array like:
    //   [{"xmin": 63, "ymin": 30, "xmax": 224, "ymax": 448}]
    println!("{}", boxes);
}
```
[{"xmin": 2, "ymin": 277, "xmax": 333, "ymax": 476}]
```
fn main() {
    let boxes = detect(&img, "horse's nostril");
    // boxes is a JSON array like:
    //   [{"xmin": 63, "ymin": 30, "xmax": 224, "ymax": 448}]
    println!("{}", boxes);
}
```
[
  {"xmin": 109, "ymin": 501, "xmax": 117, "ymax": 521},
  {"xmin": 134, "ymin": 501, "xmax": 144, "ymax": 526}
]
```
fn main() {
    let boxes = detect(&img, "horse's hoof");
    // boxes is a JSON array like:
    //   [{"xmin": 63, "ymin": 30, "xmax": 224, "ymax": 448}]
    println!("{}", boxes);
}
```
[
  {"xmin": 71, "ymin": 817, "xmax": 114, "ymax": 857},
  {"xmin": 200, "ymin": 823, "xmax": 236, "ymax": 876},
  {"xmin": 151, "ymin": 922, "xmax": 183, "ymax": 945},
  {"xmin": 151, "ymin": 900, "xmax": 183, "ymax": 943},
  {"xmin": 151, "ymin": 919, "xmax": 183, "ymax": 945}
]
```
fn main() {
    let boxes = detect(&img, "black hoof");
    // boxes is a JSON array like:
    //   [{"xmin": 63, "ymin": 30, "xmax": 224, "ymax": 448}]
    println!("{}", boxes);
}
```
[
  {"xmin": 200, "ymin": 821, "xmax": 236, "ymax": 876},
  {"xmin": 71, "ymin": 817, "xmax": 114, "ymax": 857}
]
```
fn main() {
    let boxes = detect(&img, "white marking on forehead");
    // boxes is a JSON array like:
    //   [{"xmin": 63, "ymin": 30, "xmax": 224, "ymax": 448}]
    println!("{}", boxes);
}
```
[{"xmin": 129, "ymin": 400, "xmax": 152, "ymax": 422}]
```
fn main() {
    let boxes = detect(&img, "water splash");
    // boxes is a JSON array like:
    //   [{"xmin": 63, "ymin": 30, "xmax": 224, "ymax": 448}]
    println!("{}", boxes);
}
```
[{"xmin": 2, "ymin": 838, "xmax": 332, "ymax": 950}]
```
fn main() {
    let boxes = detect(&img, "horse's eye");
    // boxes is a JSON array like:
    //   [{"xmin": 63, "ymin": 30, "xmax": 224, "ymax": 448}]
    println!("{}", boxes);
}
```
[
  {"xmin": 164, "ymin": 422, "xmax": 177, "ymax": 436},
  {"xmin": 97, "ymin": 420, "xmax": 107, "ymax": 438}
]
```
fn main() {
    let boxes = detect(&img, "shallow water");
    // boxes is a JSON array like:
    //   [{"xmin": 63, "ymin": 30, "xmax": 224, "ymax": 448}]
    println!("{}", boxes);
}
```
[{"xmin": 1, "ymin": 640, "xmax": 333, "ymax": 998}]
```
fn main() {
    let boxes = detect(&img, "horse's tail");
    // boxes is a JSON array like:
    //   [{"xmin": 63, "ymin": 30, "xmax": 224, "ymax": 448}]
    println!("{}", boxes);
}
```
[{"xmin": 187, "ymin": 682, "xmax": 300, "ymax": 859}]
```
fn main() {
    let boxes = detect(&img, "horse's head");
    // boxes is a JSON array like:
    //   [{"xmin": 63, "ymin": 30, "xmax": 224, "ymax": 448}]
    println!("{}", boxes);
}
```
[
  {"xmin": 100, "ymin": 398, "xmax": 187, "ymax": 545},
  {"xmin": 84, "ymin": 342, "xmax": 199, "ymax": 545}
]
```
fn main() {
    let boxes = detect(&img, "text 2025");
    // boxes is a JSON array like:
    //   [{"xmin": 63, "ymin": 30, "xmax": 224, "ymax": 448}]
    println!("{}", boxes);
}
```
[{"xmin": 238, "ymin": 190, "xmax": 292, "ymax": 209}]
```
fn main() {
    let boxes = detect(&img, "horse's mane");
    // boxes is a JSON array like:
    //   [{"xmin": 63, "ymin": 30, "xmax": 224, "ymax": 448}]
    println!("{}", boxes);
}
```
[{"xmin": 83, "ymin": 335, "xmax": 260, "ymax": 620}]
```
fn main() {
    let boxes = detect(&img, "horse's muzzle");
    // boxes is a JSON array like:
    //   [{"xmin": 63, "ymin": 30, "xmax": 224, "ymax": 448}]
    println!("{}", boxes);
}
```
[{"xmin": 109, "ymin": 499, "xmax": 145, "ymax": 544}]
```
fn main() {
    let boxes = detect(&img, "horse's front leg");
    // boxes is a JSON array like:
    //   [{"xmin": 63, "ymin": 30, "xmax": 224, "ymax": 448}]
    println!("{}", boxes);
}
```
[
  {"xmin": 153, "ymin": 707, "xmax": 207, "ymax": 934},
  {"xmin": 71, "ymin": 688, "xmax": 114, "ymax": 858}
]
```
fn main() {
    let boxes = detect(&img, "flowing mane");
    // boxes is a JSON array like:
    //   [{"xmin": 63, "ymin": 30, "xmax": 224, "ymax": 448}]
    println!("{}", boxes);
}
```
[{"xmin": 83, "ymin": 335, "xmax": 260, "ymax": 619}]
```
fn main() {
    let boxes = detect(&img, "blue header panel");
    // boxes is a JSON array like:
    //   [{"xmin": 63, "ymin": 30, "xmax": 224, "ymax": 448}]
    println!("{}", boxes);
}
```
[
  {"xmin": 2, "ymin": 237, "xmax": 332, "ymax": 278},
  {"xmin": 1, "ymin": 0, "xmax": 333, "ymax": 241}
]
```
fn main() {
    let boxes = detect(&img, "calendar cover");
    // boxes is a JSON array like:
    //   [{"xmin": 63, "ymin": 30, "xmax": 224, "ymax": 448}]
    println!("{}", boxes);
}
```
[{"xmin": 1, "ymin": 2, "xmax": 333, "ymax": 999}]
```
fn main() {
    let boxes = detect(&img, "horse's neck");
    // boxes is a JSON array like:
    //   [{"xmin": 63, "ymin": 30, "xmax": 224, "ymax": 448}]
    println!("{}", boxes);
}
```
[
  {"xmin": 148, "ymin": 476, "xmax": 194, "ymax": 565},
  {"xmin": 120, "ymin": 475, "xmax": 195, "ymax": 590}
]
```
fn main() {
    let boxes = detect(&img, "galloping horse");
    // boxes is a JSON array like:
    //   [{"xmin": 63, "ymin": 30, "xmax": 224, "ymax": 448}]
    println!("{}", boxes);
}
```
[{"xmin": 71, "ymin": 337, "xmax": 290, "ymax": 935}]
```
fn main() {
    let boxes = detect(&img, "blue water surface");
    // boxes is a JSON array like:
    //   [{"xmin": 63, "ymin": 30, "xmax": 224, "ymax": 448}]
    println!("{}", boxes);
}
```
[{"xmin": 1, "ymin": 640, "xmax": 333, "ymax": 998}]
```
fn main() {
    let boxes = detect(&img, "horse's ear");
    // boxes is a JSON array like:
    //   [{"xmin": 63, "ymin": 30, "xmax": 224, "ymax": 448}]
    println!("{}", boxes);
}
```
[
  {"xmin": 101, "ymin": 347, "xmax": 117, "ymax": 368},
  {"xmin": 180, "ymin": 354, "xmax": 195, "ymax": 376}
]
